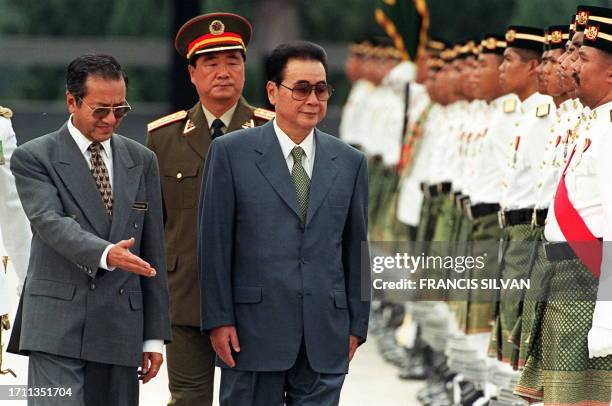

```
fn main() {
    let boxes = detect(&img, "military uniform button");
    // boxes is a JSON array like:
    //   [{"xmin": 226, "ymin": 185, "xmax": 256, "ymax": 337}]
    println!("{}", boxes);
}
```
[
  {"xmin": 90, "ymin": 283, "xmax": 96, "ymax": 291},
  {"xmin": 119, "ymin": 288, "xmax": 124, "ymax": 295},
  {"xmin": 133, "ymin": 223, "xmax": 139, "ymax": 229},
  {"xmin": 176, "ymin": 172, "xmax": 183, "ymax": 180}
]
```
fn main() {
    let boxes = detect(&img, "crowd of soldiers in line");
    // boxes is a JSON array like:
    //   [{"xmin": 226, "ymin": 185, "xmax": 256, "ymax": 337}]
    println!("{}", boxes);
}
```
[{"xmin": 341, "ymin": 5, "xmax": 611, "ymax": 406}]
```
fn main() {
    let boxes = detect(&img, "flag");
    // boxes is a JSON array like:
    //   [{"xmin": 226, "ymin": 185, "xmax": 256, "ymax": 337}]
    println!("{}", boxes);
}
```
[{"xmin": 375, "ymin": 0, "xmax": 429, "ymax": 61}]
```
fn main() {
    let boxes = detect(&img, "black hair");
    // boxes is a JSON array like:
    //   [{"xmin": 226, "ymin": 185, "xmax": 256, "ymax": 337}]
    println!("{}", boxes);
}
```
[
  {"xmin": 66, "ymin": 53, "xmax": 128, "ymax": 102},
  {"xmin": 265, "ymin": 41, "xmax": 328, "ymax": 84},
  {"xmin": 513, "ymin": 48, "xmax": 542, "ymax": 63}
]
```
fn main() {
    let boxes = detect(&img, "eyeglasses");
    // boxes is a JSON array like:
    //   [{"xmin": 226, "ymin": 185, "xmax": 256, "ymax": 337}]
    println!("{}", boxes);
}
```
[
  {"xmin": 79, "ymin": 97, "xmax": 131, "ymax": 120},
  {"xmin": 279, "ymin": 82, "xmax": 334, "ymax": 101}
]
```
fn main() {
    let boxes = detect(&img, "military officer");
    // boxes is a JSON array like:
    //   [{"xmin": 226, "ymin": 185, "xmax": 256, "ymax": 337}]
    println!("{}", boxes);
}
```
[
  {"xmin": 515, "ymin": 9, "xmax": 612, "ymax": 406},
  {"xmin": 0, "ymin": 106, "xmax": 30, "ymax": 300},
  {"xmin": 146, "ymin": 12, "xmax": 273, "ymax": 406},
  {"xmin": 0, "ymin": 106, "xmax": 31, "ymax": 376}
]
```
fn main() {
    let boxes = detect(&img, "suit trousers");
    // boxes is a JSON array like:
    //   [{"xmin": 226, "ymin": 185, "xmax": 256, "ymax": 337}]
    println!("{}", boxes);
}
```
[
  {"xmin": 219, "ymin": 341, "xmax": 345, "ymax": 406},
  {"xmin": 166, "ymin": 325, "xmax": 215, "ymax": 406},
  {"xmin": 28, "ymin": 351, "xmax": 138, "ymax": 406}
]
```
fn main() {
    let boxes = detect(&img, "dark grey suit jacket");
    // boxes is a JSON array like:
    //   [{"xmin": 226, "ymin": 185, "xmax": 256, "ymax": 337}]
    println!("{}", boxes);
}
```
[
  {"xmin": 198, "ymin": 121, "xmax": 370, "ymax": 374},
  {"xmin": 9, "ymin": 124, "xmax": 171, "ymax": 367}
]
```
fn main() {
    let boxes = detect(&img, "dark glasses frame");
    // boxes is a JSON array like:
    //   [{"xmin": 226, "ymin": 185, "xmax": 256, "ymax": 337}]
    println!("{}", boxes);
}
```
[
  {"xmin": 279, "ymin": 82, "xmax": 334, "ymax": 101},
  {"xmin": 78, "ymin": 97, "xmax": 132, "ymax": 119}
]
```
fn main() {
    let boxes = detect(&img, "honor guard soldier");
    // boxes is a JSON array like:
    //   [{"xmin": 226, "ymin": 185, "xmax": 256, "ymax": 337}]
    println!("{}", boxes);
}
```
[
  {"xmin": 146, "ymin": 12, "xmax": 273, "ymax": 406},
  {"xmin": 0, "ymin": 106, "xmax": 31, "ymax": 377},
  {"xmin": 516, "ymin": 9, "xmax": 612, "ymax": 406}
]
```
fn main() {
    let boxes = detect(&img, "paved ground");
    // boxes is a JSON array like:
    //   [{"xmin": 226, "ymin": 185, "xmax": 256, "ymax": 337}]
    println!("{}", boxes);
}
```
[{"xmin": 1, "ymin": 262, "xmax": 424, "ymax": 405}]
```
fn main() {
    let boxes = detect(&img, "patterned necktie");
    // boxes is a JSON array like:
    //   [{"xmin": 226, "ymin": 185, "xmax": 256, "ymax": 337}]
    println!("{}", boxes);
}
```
[
  {"xmin": 88, "ymin": 142, "xmax": 113, "ymax": 216},
  {"xmin": 211, "ymin": 118, "xmax": 224, "ymax": 139},
  {"xmin": 290, "ymin": 146, "xmax": 310, "ymax": 222}
]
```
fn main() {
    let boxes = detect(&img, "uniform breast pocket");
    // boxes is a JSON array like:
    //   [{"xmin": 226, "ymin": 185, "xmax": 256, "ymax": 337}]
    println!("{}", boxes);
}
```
[{"xmin": 162, "ymin": 163, "xmax": 201, "ymax": 209}]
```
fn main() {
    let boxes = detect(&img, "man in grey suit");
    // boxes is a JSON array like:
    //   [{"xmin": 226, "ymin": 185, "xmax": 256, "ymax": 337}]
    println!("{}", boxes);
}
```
[
  {"xmin": 198, "ymin": 41, "xmax": 370, "ymax": 405},
  {"xmin": 9, "ymin": 54, "xmax": 172, "ymax": 406}
]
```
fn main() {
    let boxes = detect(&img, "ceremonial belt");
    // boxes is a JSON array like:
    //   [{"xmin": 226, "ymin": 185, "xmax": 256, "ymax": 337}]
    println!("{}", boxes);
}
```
[
  {"xmin": 531, "ymin": 208, "xmax": 548, "ymax": 227},
  {"xmin": 467, "ymin": 203, "xmax": 500, "ymax": 220},
  {"xmin": 544, "ymin": 239, "xmax": 603, "ymax": 262},
  {"xmin": 553, "ymin": 146, "xmax": 602, "ymax": 278},
  {"xmin": 498, "ymin": 208, "xmax": 533, "ymax": 228},
  {"xmin": 421, "ymin": 182, "xmax": 452, "ymax": 198}
]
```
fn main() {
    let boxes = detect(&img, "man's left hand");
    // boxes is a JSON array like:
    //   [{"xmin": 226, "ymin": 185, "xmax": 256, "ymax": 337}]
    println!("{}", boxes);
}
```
[
  {"xmin": 349, "ymin": 335, "xmax": 360, "ymax": 362},
  {"xmin": 138, "ymin": 352, "xmax": 163, "ymax": 384}
]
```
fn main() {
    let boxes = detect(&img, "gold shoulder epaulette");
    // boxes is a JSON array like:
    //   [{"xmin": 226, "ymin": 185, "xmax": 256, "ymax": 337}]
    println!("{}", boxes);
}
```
[
  {"xmin": 502, "ymin": 99, "xmax": 517, "ymax": 113},
  {"xmin": 0, "ymin": 106, "xmax": 13, "ymax": 119},
  {"xmin": 147, "ymin": 110, "xmax": 187, "ymax": 133},
  {"xmin": 536, "ymin": 103, "xmax": 551, "ymax": 118},
  {"xmin": 253, "ymin": 108, "xmax": 275, "ymax": 121}
]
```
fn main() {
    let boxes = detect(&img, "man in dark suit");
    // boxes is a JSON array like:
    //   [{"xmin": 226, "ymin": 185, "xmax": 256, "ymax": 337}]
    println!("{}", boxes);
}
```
[
  {"xmin": 9, "ymin": 54, "xmax": 171, "ymax": 406},
  {"xmin": 146, "ymin": 12, "xmax": 273, "ymax": 406},
  {"xmin": 199, "ymin": 41, "xmax": 371, "ymax": 405}
]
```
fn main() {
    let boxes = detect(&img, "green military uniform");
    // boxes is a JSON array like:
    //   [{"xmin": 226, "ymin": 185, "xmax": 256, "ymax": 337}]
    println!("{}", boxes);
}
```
[{"xmin": 147, "ymin": 99, "xmax": 272, "ymax": 327}]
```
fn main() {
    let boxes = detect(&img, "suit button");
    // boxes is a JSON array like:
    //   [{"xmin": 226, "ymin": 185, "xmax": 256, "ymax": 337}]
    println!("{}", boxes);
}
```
[
  {"xmin": 119, "ymin": 288, "xmax": 124, "ymax": 295},
  {"xmin": 133, "ymin": 223, "xmax": 139, "ymax": 229},
  {"xmin": 297, "ymin": 291, "xmax": 303, "ymax": 298},
  {"xmin": 90, "ymin": 283, "xmax": 96, "ymax": 291}
]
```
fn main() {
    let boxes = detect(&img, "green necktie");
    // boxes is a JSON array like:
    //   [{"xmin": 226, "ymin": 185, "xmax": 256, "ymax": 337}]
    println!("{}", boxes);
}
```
[{"xmin": 291, "ymin": 146, "xmax": 310, "ymax": 222}]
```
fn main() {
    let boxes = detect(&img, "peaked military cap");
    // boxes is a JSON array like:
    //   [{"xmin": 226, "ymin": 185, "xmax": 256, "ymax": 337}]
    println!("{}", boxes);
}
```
[
  {"xmin": 505, "ymin": 25, "xmax": 546, "ymax": 52},
  {"xmin": 480, "ymin": 33, "xmax": 507, "ymax": 55},
  {"xmin": 584, "ymin": 19, "xmax": 612, "ymax": 54},
  {"xmin": 547, "ymin": 25, "xmax": 570, "ymax": 50},
  {"xmin": 574, "ymin": 6, "xmax": 611, "ymax": 33},
  {"xmin": 175, "ymin": 12, "xmax": 253, "ymax": 59}
]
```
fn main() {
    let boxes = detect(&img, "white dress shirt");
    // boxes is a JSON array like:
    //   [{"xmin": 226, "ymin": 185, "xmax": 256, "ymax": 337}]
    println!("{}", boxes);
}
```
[
  {"xmin": 67, "ymin": 116, "xmax": 162, "ymax": 354},
  {"xmin": 273, "ymin": 119, "xmax": 315, "ymax": 178}
]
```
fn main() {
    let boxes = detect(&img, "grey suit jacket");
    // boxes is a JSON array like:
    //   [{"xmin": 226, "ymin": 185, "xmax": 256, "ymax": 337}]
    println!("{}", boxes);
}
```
[
  {"xmin": 9, "ymin": 123, "xmax": 171, "ymax": 367},
  {"xmin": 198, "ymin": 121, "xmax": 370, "ymax": 374}
]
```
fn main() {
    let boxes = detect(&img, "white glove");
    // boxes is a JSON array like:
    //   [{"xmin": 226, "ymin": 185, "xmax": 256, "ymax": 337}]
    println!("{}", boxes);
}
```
[{"xmin": 588, "ymin": 300, "xmax": 612, "ymax": 358}]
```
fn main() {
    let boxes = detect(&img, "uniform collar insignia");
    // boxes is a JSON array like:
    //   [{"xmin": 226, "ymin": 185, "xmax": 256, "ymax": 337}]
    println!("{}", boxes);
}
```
[{"xmin": 183, "ymin": 119, "xmax": 196, "ymax": 135}]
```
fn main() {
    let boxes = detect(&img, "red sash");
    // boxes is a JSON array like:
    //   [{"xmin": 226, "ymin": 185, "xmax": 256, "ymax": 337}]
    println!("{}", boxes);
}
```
[{"xmin": 553, "ymin": 146, "xmax": 602, "ymax": 278}]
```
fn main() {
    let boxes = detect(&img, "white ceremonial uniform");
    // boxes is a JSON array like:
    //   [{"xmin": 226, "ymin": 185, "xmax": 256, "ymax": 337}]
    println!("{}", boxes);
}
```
[
  {"xmin": 500, "ymin": 92, "xmax": 555, "ymax": 210},
  {"xmin": 469, "ymin": 94, "xmax": 521, "ymax": 205},
  {"xmin": 339, "ymin": 79, "xmax": 375, "ymax": 148},
  {"xmin": 0, "ymin": 110, "xmax": 31, "ymax": 314},
  {"xmin": 591, "ymin": 101, "xmax": 612, "ymax": 358},
  {"xmin": 396, "ymin": 103, "xmax": 440, "ymax": 226},
  {"xmin": 541, "ymin": 101, "xmax": 612, "ymax": 358},
  {"xmin": 533, "ymin": 99, "xmax": 585, "ymax": 209}
]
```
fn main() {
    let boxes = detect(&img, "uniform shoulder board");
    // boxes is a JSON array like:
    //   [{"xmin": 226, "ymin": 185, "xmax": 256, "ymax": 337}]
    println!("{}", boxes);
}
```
[
  {"xmin": 0, "ymin": 106, "xmax": 13, "ymax": 119},
  {"xmin": 253, "ymin": 108, "xmax": 275, "ymax": 121},
  {"xmin": 147, "ymin": 110, "xmax": 187, "ymax": 133},
  {"xmin": 535, "ymin": 103, "xmax": 551, "ymax": 118},
  {"xmin": 502, "ymin": 99, "xmax": 517, "ymax": 113}
]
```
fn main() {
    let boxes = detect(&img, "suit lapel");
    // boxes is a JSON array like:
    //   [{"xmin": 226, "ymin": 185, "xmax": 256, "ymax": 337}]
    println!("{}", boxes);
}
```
[
  {"xmin": 306, "ymin": 130, "xmax": 338, "ymax": 226},
  {"xmin": 185, "ymin": 103, "xmax": 210, "ymax": 159},
  {"xmin": 53, "ymin": 124, "xmax": 111, "ymax": 238},
  {"xmin": 108, "ymin": 136, "xmax": 142, "ymax": 243},
  {"xmin": 227, "ymin": 97, "xmax": 254, "ymax": 132},
  {"xmin": 254, "ymin": 122, "xmax": 302, "ymax": 221}
]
